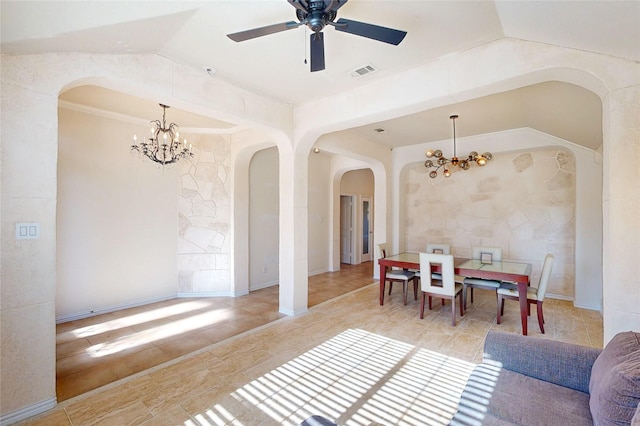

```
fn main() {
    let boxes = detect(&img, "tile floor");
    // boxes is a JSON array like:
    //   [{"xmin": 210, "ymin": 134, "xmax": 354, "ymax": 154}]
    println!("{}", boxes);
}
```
[{"xmin": 26, "ymin": 262, "xmax": 603, "ymax": 425}]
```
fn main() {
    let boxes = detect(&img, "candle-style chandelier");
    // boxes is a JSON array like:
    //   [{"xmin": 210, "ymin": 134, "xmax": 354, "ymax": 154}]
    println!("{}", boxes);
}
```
[
  {"xmin": 424, "ymin": 115, "xmax": 492, "ymax": 178},
  {"xmin": 130, "ymin": 104, "xmax": 193, "ymax": 165}
]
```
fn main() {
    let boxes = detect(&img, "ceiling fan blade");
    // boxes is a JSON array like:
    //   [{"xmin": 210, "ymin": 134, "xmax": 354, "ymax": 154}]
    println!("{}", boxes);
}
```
[
  {"xmin": 324, "ymin": 0, "xmax": 347, "ymax": 13},
  {"xmin": 227, "ymin": 21, "xmax": 299, "ymax": 42},
  {"xmin": 334, "ymin": 18, "xmax": 407, "ymax": 45},
  {"xmin": 310, "ymin": 32, "xmax": 325, "ymax": 72}
]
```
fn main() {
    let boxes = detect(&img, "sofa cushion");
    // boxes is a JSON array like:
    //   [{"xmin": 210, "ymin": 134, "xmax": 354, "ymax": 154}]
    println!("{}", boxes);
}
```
[
  {"xmin": 451, "ymin": 362, "xmax": 592, "ymax": 425},
  {"xmin": 589, "ymin": 331, "xmax": 640, "ymax": 425}
]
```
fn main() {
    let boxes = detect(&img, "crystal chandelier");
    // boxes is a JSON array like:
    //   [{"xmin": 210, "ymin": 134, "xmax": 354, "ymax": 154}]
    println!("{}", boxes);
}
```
[
  {"xmin": 131, "ymin": 104, "xmax": 193, "ymax": 165},
  {"xmin": 424, "ymin": 115, "xmax": 492, "ymax": 178}
]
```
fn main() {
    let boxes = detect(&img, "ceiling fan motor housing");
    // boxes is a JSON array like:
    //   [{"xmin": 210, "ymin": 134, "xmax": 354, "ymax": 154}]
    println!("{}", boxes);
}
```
[{"xmin": 298, "ymin": 1, "xmax": 337, "ymax": 32}]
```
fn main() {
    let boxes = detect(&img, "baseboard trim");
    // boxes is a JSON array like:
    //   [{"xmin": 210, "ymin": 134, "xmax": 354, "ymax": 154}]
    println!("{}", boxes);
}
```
[
  {"xmin": 0, "ymin": 397, "xmax": 56, "ymax": 426},
  {"xmin": 249, "ymin": 281, "xmax": 278, "ymax": 291},
  {"xmin": 308, "ymin": 268, "xmax": 329, "ymax": 277},
  {"xmin": 545, "ymin": 293, "xmax": 573, "ymax": 301},
  {"xmin": 56, "ymin": 295, "xmax": 176, "ymax": 323},
  {"xmin": 176, "ymin": 291, "xmax": 230, "ymax": 297},
  {"xmin": 573, "ymin": 302, "xmax": 602, "ymax": 311},
  {"xmin": 546, "ymin": 293, "xmax": 601, "ymax": 311}
]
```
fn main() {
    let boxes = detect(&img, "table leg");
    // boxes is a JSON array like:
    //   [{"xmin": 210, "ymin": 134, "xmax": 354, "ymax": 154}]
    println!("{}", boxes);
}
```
[
  {"xmin": 518, "ymin": 281, "xmax": 528, "ymax": 336},
  {"xmin": 379, "ymin": 263, "xmax": 387, "ymax": 306}
]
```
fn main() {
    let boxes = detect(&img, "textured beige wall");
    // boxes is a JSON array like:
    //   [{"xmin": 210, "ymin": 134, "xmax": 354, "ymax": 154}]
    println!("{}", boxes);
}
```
[
  {"xmin": 57, "ymin": 108, "xmax": 178, "ymax": 319},
  {"xmin": 177, "ymin": 133, "xmax": 231, "ymax": 295},
  {"xmin": 405, "ymin": 148, "xmax": 575, "ymax": 298},
  {"xmin": 249, "ymin": 147, "xmax": 279, "ymax": 289}
]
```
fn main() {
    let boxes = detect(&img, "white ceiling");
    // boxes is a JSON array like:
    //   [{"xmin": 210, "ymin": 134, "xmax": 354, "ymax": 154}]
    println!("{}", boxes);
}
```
[{"xmin": 2, "ymin": 1, "xmax": 638, "ymax": 150}]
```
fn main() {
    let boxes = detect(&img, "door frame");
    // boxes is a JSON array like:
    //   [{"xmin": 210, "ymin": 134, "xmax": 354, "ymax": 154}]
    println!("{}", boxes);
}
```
[
  {"xmin": 340, "ymin": 194, "xmax": 356, "ymax": 265},
  {"xmin": 361, "ymin": 196, "xmax": 373, "ymax": 262}
]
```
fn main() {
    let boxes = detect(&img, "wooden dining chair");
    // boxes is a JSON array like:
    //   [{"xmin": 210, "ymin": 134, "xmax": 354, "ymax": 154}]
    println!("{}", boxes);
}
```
[
  {"xmin": 463, "ymin": 246, "xmax": 503, "ymax": 309},
  {"xmin": 497, "ymin": 253, "xmax": 554, "ymax": 333},
  {"xmin": 377, "ymin": 243, "xmax": 418, "ymax": 305},
  {"xmin": 419, "ymin": 252, "xmax": 464, "ymax": 326}
]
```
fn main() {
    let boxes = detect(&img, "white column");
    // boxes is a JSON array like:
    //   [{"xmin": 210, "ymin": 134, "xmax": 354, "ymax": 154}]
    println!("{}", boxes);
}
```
[
  {"xmin": 602, "ymin": 84, "xmax": 640, "ymax": 342},
  {"xmin": 278, "ymin": 150, "xmax": 309, "ymax": 315}
]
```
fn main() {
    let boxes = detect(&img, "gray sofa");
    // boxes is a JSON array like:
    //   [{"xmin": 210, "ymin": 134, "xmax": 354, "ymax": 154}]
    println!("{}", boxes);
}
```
[{"xmin": 451, "ymin": 331, "xmax": 640, "ymax": 425}]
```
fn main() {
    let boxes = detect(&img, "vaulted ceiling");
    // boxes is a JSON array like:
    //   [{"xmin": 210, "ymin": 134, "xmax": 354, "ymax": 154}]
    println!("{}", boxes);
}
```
[{"xmin": 3, "ymin": 1, "xmax": 638, "ymax": 150}]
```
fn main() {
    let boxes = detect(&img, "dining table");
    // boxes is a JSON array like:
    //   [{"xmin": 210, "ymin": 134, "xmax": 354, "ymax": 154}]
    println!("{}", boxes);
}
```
[{"xmin": 379, "ymin": 252, "xmax": 534, "ymax": 335}]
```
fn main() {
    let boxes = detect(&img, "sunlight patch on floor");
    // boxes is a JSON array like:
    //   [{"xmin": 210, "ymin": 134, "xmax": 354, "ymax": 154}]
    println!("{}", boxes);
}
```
[
  {"xmin": 85, "ymin": 307, "xmax": 235, "ymax": 357},
  {"xmin": 71, "ymin": 300, "xmax": 215, "ymax": 338},
  {"xmin": 189, "ymin": 329, "xmax": 478, "ymax": 425}
]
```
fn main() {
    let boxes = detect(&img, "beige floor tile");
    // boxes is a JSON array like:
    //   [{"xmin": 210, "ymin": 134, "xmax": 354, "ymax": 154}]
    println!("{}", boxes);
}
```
[
  {"xmin": 22, "ymin": 408, "xmax": 72, "ymax": 426},
  {"xmin": 139, "ymin": 405, "xmax": 193, "ymax": 425}
]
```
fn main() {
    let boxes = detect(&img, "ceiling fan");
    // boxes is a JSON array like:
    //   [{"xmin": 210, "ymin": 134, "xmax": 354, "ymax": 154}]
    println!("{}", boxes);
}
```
[{"xmin": 227, "ymin": 0, "xmax": 407, "ymax": 72}]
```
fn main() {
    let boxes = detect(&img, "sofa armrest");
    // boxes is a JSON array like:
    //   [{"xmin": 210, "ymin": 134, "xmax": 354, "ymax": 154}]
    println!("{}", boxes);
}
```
[{"xmin": 483, "ymin": 331, "xmax": 602, "ymax": 393}]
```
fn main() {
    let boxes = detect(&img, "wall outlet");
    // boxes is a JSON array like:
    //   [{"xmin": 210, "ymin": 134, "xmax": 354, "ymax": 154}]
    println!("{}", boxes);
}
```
[
  {"xmin": 262, "ymin": 265, "xmax": 268, "ymax": 273},
  {"xmin": 15, "ymin": 223, "xmax": 40, "ymax": 240}
]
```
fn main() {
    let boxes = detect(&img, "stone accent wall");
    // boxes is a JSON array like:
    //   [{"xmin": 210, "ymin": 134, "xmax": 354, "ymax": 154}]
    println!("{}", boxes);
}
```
[
  {"xmin": 177, "ymin": 134, "xmax": 231, "ymax": 294},
  {"xmin": 405, "ymin": 148, "xmax": 575, "ymax": 298}
]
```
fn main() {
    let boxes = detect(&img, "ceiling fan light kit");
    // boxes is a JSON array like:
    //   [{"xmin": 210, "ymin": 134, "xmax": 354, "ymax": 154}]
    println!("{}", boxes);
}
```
[
  {"xmin": 227, "ymin": 0, "xmax": 407, "ymax": 72},
  {"xmin": 424, "ymin": 115, "xmax": 492, "ymax": 178}
]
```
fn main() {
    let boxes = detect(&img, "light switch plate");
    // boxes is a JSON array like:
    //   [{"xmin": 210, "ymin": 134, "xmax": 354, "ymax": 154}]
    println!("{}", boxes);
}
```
[{"xmin": 15, "ymin": 223, "xmax": 40, "ymax": 240}]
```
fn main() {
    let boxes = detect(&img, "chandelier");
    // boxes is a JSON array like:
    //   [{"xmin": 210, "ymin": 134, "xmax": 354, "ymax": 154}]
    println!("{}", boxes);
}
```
[
  {"xmin": 424, "ymin": 115, "xmax": 492, "ymax": 178},
  {"xmin": 131, "ymin": 104, "xmax": 193, "ymax": 165}
]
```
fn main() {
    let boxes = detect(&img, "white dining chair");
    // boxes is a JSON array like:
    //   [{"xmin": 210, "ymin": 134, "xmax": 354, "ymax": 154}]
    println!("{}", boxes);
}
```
[
  {"xmin": 419, "ymin": 252, "xmax": 464, "ymax": 326},
  {"xmin": 425, "ymin": 243, "xmax": 452, "ymax": 282},
  {"xmin": 497, "ymin": 253, "xmax": 554, "ymax": 333},
  {"xmin": 426, "ymin": 243, "xmax": 450, "ymax": 255},
  {"xmin": 463, "ymin": 246, "xmax": 503, "ymax": 309},
  {"xmin": 377, "ymin": 243, "xmax": 418, "ymax": 305},
  {"xmin": 415, "ymin": 243, "xmax": 452, "ymax": 280}
]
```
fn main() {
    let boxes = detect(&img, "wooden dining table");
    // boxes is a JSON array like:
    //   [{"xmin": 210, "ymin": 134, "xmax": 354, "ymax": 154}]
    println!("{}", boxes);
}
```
[{"xmin": 379, "ymin": 252, "xmax": 534, "ymax": 335}]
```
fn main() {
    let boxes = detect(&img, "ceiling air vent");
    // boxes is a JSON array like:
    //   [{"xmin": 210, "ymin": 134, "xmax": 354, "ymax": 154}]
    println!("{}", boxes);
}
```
[{"xmin": 349, "ymin": 63, "xmax": 378, "ymax": 78}]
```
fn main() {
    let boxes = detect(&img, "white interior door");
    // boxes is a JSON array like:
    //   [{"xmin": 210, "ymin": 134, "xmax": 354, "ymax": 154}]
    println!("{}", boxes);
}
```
[
  {"xmin": 361, "ymin": 196, "xmax": 372, "ymax": 262},
  {"xmin": 340, "ymin": 195, "xmax": 353, "ymax": 264}
]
